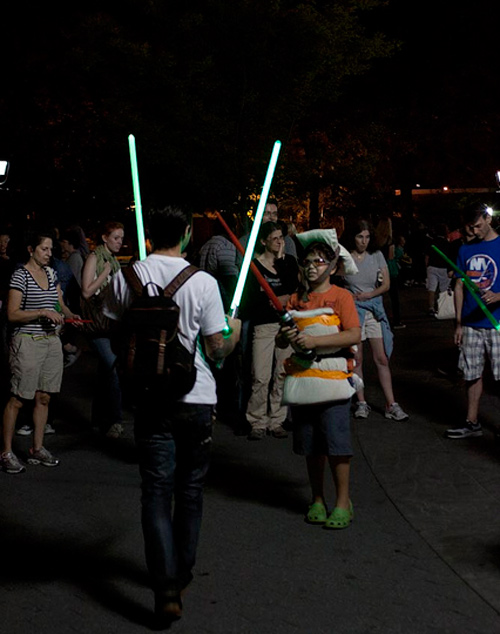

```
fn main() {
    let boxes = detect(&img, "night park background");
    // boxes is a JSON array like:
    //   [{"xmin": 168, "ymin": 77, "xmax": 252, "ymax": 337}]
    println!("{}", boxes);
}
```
[{"xmin": 2, "ymin": 1, "xmax": 500, "ymax": 250}]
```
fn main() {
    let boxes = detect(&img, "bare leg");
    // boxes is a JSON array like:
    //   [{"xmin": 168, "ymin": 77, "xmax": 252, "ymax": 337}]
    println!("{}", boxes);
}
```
[
  {"xmin": 328, "ymin": 455, "xmax": 351, "ymax": 509},
  {"xmin": 2, "ymin": 396, "xmax": 23, "ymax": 453},
  {"xmin": 466, "ymin": 378, "xmax": 483, "ymax": 422},
  {"xmin": 33, "ymin": 391, "xmax": 50, "ymax": 451},
  {"xmin": 369, "ymin": 337, "xmax": 396, "ymax": 407},
  {"xmin": 428, "ymin": 290, "xmax": 436, "ymax": 312},
  {"xmin": 306, "ymin": 455, "xmax": 326, "ymax": 504},
  {"xmin": 353, "ymin": 343, "xmax": 366, "ymax": 403}
]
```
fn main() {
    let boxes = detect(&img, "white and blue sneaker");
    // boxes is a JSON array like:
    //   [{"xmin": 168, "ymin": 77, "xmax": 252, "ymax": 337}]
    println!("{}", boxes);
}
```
[{"xmin": 445, "ymin": 421, "xmax": 482, "ymax": 439}]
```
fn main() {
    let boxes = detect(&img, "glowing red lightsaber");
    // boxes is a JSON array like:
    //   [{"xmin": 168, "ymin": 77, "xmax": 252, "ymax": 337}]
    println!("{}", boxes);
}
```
[
  {"xmin": 216, "ymin": 212, "xmax": 283, "ymax": 313},
  {"xmin": 216, "ymin": 212, "xmax": 316, "ymax": 361},
  {"xmin": 65, "ymin": 319, "xmax": 92, "ymax": 323}
]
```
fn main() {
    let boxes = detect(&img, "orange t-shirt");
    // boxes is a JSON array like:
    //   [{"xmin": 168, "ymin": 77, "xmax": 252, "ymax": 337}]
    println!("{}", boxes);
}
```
[{"xmin": 286, "ymin": 285, "xmax": 360, "ymax": 332}]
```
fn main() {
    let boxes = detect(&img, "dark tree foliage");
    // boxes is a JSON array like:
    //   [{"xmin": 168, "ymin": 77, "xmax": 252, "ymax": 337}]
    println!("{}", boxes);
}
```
[{"xmin": 0, "ymin": 1, "xmax": 395, "ymax": 228}]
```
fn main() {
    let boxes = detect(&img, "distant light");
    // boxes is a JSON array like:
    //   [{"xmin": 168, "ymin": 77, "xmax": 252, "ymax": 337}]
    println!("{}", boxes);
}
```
[
  {"xmin": 416, "ymin": 184, "xmax": 421, "ymax": 188},
  {"xmin": 443, "ymin": 186, "xmax": 449, "ymax": 192},
  {"xmin": 486, "ymin": 206, "xmax": 494, "ymax": 216}
]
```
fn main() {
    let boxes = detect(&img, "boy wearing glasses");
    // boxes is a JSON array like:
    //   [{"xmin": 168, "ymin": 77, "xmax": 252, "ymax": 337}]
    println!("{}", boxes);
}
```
[{"xmin": 277, "ymin": 235, "xmax": 361, "ymax": 529}]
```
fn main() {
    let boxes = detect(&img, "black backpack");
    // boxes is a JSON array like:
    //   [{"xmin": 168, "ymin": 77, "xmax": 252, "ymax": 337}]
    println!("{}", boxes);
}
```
[{"xmin": 121, "ymin": 264, "xmax": 200, "ymax": 401}]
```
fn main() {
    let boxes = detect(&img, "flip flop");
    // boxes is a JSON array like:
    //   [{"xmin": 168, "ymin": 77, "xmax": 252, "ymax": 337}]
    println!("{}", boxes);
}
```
[
  {"xmin": 305, "ymin": 501, "xmax": 327, "ymax": 524},
  {"xmin": 323, "ymin": 501, "xmax": 354, "ymax": 530}
]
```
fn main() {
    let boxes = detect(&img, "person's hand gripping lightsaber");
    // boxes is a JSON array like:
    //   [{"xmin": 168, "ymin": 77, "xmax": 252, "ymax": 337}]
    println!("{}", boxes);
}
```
[
  {"xmin": 228, "ymin": 141, "xmax": 282, "ymax": 319},
  {"xmin": 216, "ymin": 212, "xmax": 315, "ymax": 361},
  {"xmin": 218, "ymin": 140, "xmax": 281, "ymax": 341},
  {"xmin": 128, "ymin": 135, "xmax": 147, "ymax": 261},
  {"xmin": 431, "ymin": 244, "xmax": 500, "ymax": 330}
]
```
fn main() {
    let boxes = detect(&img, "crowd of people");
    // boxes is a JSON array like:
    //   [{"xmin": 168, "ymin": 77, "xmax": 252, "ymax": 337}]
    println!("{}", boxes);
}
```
[{"xmin": 1, "ymin": 200, "xmax": 498, "ymax": 625}]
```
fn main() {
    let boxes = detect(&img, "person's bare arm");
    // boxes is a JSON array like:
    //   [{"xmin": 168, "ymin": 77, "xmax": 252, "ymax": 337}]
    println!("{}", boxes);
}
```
[
  {"xmin": 454, "ymin": 278, "xmax": 464, "ymax": 345},
  {"xmin": 7, "ymin": 289, "xmax": 64, "ymax": 325},
  {"xmin": 81, "ymin": 253, "xmax": 112, "ymax": 299},
  {"xmin": 203, "ymin": 317, "xmax": 241, "ymax": 363}
]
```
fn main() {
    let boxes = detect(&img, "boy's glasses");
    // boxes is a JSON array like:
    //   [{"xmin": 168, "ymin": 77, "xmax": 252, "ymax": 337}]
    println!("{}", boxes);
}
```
[{"xmin": 302, "ymin": 257, "xmax": 330, "ymax": 268}]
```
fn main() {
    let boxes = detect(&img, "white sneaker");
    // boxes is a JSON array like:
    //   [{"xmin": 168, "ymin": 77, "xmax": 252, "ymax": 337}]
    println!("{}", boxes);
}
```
[
  {"xmin": 385, "ymin": 402, "xmax": 409, "ymax": 421},
  {"xmin": 1, "ymin": 451, "xmax": 26, "ymax": 474},
  {"xmin": 354, "ymin": 401, "xmax": 371, "ymax": 419},
  {"xmin": 16, "ymin": 425, "xmax": 32, "ymax": 436},
  {"xmin": 445, "ymin": 420, "xmax": 482, "ymax": 439},
  {"xmin": 106, "ymin": 423, "xmax": 124, "ymax": 439},
  {"xmin": 44, "ymin": 423, "xmax": 56, "ymax": 435}
]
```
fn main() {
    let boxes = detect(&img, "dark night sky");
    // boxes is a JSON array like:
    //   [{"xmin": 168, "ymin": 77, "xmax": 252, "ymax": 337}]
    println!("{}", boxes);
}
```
[{"xmin": 2, "ymin": 1, "xmax": 500, "ymax": 213}]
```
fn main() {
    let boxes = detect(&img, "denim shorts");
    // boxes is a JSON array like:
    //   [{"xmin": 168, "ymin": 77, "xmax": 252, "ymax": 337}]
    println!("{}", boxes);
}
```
[{"xmin": 292, "ymin": 399, "xmax": 353, "ymax": 456}]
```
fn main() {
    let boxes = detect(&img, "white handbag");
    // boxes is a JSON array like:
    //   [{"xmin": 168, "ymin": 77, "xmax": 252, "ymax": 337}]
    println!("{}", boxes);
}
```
[{"xmin": 436, "ymin": 288, "xmax": 455, "ymax": 320}]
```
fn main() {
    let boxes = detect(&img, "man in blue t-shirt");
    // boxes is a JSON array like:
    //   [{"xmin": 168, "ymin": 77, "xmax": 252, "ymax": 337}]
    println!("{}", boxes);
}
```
[{"xmin": 445, "ymin": 204, "xmax": 500, "ymax": 439}]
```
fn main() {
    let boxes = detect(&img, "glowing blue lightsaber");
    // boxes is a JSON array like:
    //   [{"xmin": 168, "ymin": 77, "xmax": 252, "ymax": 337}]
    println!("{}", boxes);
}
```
[
  {"xmin": 229, "ymin": 140, "xmax": 282, "ymax": 318},
  {"xmin": 128, "ymin": 134, "xmax": 147, "ymax": 261}
]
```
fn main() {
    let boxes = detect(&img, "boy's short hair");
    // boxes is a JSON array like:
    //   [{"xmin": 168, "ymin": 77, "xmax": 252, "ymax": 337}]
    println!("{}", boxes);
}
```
[
  {"xmin": 303, "ymin": 242, "xmax": 338, "ymax": 265},
  {"xmin": 462, "ymin": 202, "xmax": 490, "ymax": 226}
]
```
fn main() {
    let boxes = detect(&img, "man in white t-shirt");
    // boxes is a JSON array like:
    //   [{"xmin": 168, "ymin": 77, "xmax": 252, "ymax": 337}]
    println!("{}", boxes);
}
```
[{"xmin": 105, "ymin": 205, "xmax": 240, "ymax": 625}]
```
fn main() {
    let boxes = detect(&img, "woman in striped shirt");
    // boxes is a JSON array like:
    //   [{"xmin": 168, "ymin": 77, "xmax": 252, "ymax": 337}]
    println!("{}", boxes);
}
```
[{"xmin": 1, "ymin": 229, "xmax": 80, "ymax": 474}]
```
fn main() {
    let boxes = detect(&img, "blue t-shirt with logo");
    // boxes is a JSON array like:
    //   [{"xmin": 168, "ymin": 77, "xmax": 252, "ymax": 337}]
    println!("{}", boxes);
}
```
[{"xmin": 457, "ymin": 236, "xmax": 500, "ymax": 328}]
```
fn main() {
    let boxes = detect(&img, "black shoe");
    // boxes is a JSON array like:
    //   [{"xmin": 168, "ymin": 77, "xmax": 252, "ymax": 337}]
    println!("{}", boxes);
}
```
[
  {"xmin": 247, "ymin": 429, "xmax": 265, "ymax": 441},
  {"xmin": 155, "ymin": 593, "xmax": 183, "ymax": 626}
]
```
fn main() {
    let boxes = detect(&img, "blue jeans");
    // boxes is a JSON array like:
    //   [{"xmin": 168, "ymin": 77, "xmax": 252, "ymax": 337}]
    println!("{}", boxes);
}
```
[
  {"xmin": 90, "ymin": 337, "xmax": 122, "ymax": 431},
  {"xmin": 135, "ymin": 402, "xmax": 213, "ymax": 597}
]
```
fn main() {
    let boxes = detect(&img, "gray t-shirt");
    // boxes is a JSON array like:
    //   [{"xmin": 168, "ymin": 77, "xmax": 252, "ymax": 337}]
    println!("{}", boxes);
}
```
[{"xmin": 344, "ymin": 251, "xmax": 387, "ymax": 295}]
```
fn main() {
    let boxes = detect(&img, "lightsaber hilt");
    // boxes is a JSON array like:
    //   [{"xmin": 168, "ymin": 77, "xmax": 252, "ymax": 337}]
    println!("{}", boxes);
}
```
[
  {"xmin": 228, "ymin": 141, "xmax": 282, "ymax": 316},
  {"xmin": 217, "ymin": 212, "xmax": 315, "ymax": 361},
  {"xmin": 279, "ymin": 311, "xmax": 316, "ymax": 361}
]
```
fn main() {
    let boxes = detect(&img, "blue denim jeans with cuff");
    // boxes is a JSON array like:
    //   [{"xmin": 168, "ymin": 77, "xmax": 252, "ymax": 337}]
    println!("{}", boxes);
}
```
[{"xmin": 135, "ymin": 402, "xmax": 213, "ymax": 598}]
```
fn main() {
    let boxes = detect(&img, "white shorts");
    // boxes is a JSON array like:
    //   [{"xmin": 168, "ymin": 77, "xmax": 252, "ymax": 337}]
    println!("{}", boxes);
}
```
[
  {"xmin": 427, "ymin": 266, "xmax": 450, "ymax": 293},
  {"xmin": 361, "ymin": 310, "xmax": 383, "ymax": 341}
]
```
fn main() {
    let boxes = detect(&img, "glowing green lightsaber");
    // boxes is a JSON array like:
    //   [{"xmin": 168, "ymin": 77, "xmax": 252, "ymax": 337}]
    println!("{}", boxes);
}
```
[
  {"xmin": 128, "ymin": 134, "xmax": 147, "ymax": 261},
  {"xmin": 229, "ymin": 140, "xmax": 282, "ymax": 318},
  {"xmin": 431, "ymin": 244, "xmax": 500, "ymax": 330}
]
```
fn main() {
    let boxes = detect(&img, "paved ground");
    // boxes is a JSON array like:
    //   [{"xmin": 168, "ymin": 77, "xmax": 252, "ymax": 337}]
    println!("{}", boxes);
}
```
[{"xmin": 2, "ymin": 287, "xmax": 500, "ymax": 633}]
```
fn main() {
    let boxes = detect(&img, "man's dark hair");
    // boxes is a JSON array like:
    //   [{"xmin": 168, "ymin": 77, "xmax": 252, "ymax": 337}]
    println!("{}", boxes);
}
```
[
  {"xmin": 462, "ymin": 202, "xmax": 490, "ymax": 226},
  {"xmin": 61, "ymin": 228, "xmax": 81, "ymax": 250},
  {"xmin": 147, "ymin": 206, "xmax": 192, "ymax": 250}
]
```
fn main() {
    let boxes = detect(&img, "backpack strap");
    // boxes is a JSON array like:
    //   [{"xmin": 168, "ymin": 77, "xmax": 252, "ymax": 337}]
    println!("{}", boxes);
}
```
[
  {"xmin": 164, "ymin": 265, "xmax": 200, "ymax": 298},
  {"xmin": 122, "ymin": 265, "xmax": 144, "ymax": 299},
  {"xmin": 123, "ymin": 263, "xmax": 200, "ymax": 299}
]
